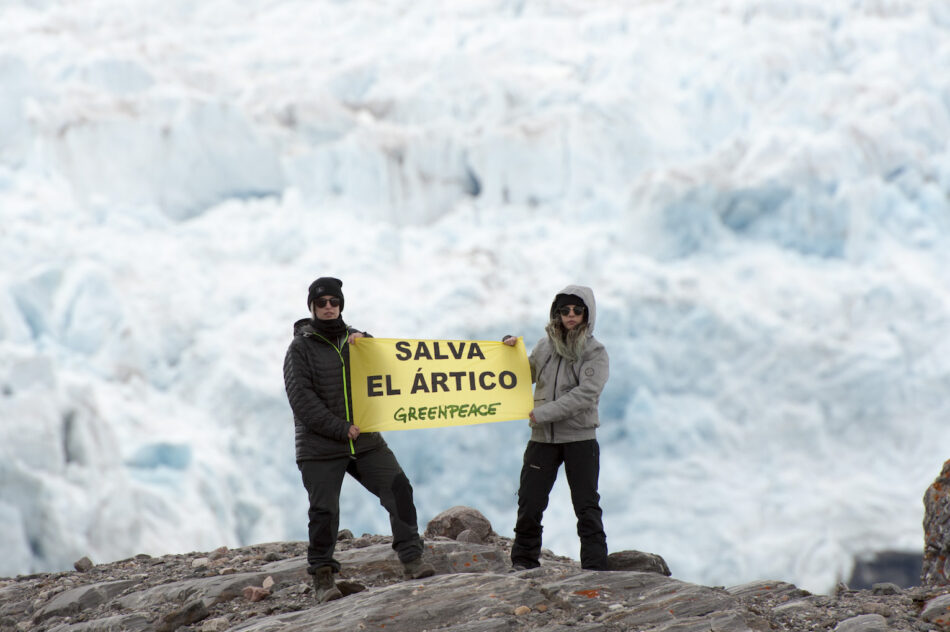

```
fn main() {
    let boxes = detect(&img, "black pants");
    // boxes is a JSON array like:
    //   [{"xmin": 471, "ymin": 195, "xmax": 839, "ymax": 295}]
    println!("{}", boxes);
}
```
[
  {"xmin": 298, "ymin": 446, "xmax": 423, "ymax": 573},
  {"xmin": 511, "ymin": 439, "xmax": 608, "ymax": 570}
]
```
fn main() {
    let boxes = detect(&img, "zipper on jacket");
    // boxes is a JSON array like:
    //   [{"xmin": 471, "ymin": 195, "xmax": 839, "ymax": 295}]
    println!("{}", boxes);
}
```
[
  {"xmin": 550, "ymin": 356, "xmax": 563, "ymax": 443},
  {"xmin": 312, "ymin": 332, "xmax": 356, "ymax": 458}
]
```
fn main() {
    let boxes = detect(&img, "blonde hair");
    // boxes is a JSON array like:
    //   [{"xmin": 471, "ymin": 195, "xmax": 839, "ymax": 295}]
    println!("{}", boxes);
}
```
[{"xmin": 545, "ymin": 318, "xmax": 588, "ymax": 362}]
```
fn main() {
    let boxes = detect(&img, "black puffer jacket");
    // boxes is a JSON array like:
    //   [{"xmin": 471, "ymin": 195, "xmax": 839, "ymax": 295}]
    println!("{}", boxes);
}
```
[{"xmin": 283, "ymin": 318, "xmax": 386, "ymax": 461}]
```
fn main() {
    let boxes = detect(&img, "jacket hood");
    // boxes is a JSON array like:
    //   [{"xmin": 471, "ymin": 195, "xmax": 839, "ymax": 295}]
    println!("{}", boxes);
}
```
[{"xmin": 549, "ymin": 284, "xmax": 597, "ymax": 335}]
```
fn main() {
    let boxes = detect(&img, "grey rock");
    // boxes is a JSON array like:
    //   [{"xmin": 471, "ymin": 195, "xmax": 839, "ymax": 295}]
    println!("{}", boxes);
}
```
[
  {"xmin": 115, "ymin": 573, "xmax": 272, "ymax": 610},
  {"xmin": 113, "ymin": 555, "xmax": 309, "ymax": 613},
  {"xmin": 257, "ymin": 556, "xmax": 309, "ymax": 583},
  {"xmin": 156, "ymin": 599, "xmax": 209, "ymax": 632},
  {"xmin": 922, "ymin": 459, "xmax": 950, "ymax": 586},
  {"xmin": 541, "ymin": 571, "xmax": 762, "ymax": 631},
  {"xmin": 229, "ymin": 573, "xmax": 549, "ymax": 632},
  {"xmin": 208, "ymin": 547, "xmax": 229, "ymax": 561},
  {"xmin": 191, "ymin": 557, "xmax": 211, "ymax": 569},
  {"xmin": 920, "ymin": 593, "xmax": 950, "ymax": 625},
  {"xmin": 871, "ymin": 582, "xmax": 902, "ymax": 595},
  {"xmin": 726, "ymin": 580, "xmax": 809, "ymax": 600},
  {"xmin": 46, "ymin": 614, "xmax": 152, "ymax": 632},
  {"xmin": 456, "ymin": 529, "xmax": 484, "ymax": 544},
  {"xmin": 772, "ymin": 599, "xmax": 818, "ymax": 616},
  {"xmin": 0, "ymin": 585, "xmax": 32, "ymax": 620},
  {"xmin": 33, "ymin": 580, "xmax": 136, "ymax": 623},
  {"xmin": 425, "ymin": 506, "xmax": 494, "ymax": 542},
  {"xmin": 200, "ymin": 617, "xmax": 231, "ymax": 632},
  {"xmin": 334, "ymin": 540, "xmax": 512, "ymax": 582},
  {"xmin": 73, "ymin": 557, "xmax": 94, "ymax": 573},
  {"xmin": 833, "ymin": 614, "xmax": 888, "ymax": 632},
  {"xmin": 606, "ymin": 550, "xmax": 671, "ymax": 576},
  {"xmin": 428, "ymin": 621, "xmax": 518, "ymax": 632}
]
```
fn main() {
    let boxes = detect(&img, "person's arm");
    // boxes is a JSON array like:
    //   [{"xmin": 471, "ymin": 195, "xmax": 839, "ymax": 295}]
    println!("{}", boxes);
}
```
[
  {"xmin": 531, "ymin": 343, "xmax": 609, "ymax": 424},
  {"xmin": 503, "ymin": 335, "xmax": 538, "ymax": 380},
  {"xmin": 283, "ymin": 342, "xmax": 351, "ymax": 441},
  {"xmin": 502, "ymin": 334, "xmax": 539, "ymax": 423},
  {"xmin": 344, "ymin": 328, "xmax": 373, "ymax": 435}
]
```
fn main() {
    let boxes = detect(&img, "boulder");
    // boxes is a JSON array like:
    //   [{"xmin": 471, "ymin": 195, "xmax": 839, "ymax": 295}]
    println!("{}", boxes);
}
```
[
  {"xmin": 922, "ymin": 459, "xmax": 950, "ymax": 585},
  {"xmin": 73, "ymin": 557, "xmax": 95, "ymax": 573},
  {"xmin": 607, "ymin": 550, "xmax": 671, "ymax": 576},
  {"xmin": 425, "ymin": 506, "xmax": 494, "ymax": 542},
  {"xmin": 921, "ymin": 593, "xmax": 950, "ymax": 627}
]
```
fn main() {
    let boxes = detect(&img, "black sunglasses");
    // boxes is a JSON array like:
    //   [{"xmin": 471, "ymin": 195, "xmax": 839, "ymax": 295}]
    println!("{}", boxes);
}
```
[
  {"xmin": 315, "ymin": 297, "xmax": 341, "ymax": 308},
  {"xmin": 558, "ymin": 305, "xmax": 585, "ymax": 316}
]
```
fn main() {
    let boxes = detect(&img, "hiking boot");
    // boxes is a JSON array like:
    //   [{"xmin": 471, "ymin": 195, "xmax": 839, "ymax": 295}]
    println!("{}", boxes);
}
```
[
  {"xmin": 311, "ymin": 566, "xmax": 343, "ymax": 603},
  {"xmin": 402, "ymin": 556, "xmax": 435, "ymax": 579}
]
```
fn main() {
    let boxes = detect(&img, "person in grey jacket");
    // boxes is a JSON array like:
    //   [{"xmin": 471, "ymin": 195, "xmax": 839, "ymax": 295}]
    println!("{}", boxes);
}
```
[
  {"xmin": 503, "ymin": 284, "xmax": 610, "ymax": 571},
  {"xmin": 283, "ymin": 276, "xmax": 434, "ymax": 603}
]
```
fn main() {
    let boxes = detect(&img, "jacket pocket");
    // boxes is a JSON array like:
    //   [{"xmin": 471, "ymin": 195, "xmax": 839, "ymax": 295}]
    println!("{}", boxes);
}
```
[{"xmin": 564, "ymin": 410, "xmax": 597, "ymax": 431}]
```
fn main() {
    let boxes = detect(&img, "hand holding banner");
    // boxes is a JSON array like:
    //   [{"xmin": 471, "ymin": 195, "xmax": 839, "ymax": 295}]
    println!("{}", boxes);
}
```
[{"xmin": 349, "ymin": 337, "xmax": 533, "ymax": 432}]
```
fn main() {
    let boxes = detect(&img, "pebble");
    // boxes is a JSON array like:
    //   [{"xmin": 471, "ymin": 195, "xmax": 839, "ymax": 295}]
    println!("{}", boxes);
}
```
[
  {"xmin": 243, "ymin": 586, "xmax": 270, "ymax": 602},
  {"xmin": 201, "ymin": 616, "xmax": 230, "ymax": 631}
]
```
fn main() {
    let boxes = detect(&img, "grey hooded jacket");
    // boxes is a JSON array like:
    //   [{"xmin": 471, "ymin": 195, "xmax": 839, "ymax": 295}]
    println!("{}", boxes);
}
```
[{"xmin": 528, "ymin": 284, "xmax": 609, "ymax": 443}]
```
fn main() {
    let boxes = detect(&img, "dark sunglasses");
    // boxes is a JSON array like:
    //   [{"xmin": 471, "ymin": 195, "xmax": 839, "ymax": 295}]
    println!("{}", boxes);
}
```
[
  {"xmin": 558, "ymin": 305, "xmax": 585, "ymax": 316},
  {"xmin": 315, "ymin": 297, "xmax": 341, "ymax": 308}
]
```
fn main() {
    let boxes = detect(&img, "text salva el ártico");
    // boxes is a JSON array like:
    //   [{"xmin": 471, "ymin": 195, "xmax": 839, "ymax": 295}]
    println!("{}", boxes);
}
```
[{"xmin": 363, "ymin": 340, "xmax": 519, "ymax": 424}]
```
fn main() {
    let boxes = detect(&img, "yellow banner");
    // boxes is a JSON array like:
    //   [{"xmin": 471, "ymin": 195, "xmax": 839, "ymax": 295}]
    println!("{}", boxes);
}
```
[{"xmin": 349, "ymin": 337, "xmax": 533, "ymax": 432}]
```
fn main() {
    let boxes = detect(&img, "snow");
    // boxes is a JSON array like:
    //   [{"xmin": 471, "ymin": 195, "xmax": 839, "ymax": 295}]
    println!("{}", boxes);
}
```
[{"xmin": 1, "ymin": 0, "xmax": 950, "ymax": 594}]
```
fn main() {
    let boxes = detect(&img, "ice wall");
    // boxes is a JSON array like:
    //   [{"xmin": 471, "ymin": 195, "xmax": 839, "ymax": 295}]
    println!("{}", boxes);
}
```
[{"xmin": 1, "ymin": 0, "xmax": 949, "ymax": 592}]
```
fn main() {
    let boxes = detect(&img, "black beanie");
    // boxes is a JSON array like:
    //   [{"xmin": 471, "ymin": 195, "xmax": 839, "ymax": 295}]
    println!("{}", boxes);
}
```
[
  {"xmin": 308, "ymin": 277, "xmax": 344, "ymax": 311},
  {"xmin": 555, "ymin": 293, "xmax": 585, "ymax": 310}
]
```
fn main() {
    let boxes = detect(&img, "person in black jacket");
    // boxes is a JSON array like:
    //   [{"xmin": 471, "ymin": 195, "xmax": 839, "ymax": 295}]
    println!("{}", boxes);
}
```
[{"xmin": 283, "ymin": 276, "xmax": 434, "ymax": 603}]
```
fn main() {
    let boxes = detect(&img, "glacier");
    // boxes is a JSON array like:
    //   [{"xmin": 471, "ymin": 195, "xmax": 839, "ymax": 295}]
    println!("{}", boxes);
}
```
[{"xmin": 1, "ymin": 0, "xmax": 950, "ymax": 594}]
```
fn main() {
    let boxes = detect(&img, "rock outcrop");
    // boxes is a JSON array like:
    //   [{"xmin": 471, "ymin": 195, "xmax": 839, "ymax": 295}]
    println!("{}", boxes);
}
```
[
  {"xmin": 924, "ymin": 459, "xmax": 950, "ymax": 586},
  {"xmin": 1, "ymin": 507, "xmax": 948, "ymax": 632}
]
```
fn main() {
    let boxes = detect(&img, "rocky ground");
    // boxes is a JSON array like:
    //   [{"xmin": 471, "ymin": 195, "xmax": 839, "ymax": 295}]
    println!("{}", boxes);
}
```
[{"xmin": 2, "ymin": 507, "xmax": 950, "ymax": 632}]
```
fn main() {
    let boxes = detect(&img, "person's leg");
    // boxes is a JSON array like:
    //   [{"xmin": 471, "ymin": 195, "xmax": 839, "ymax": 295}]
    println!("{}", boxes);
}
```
[
  {"xmin": 298, "ymin": 458, "xmax": 349, "ymax": 573},
  {"xmin": 563, "ymin": 439, "xmax": 608, "ymax": 570},
  {"xmin": 511, "ymin": 441, "xmax": 562, "ymax": 569},
  {"xmin": 348, "ymin": 446, "xmax": 425, "ymax": 565}
]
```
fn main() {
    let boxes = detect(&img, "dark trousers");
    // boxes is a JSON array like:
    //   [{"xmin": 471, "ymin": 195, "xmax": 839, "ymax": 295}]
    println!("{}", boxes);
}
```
[
  {"xmin": 298, "ymin": 446, "xmax": 423, "ymax": 573},
  {"xmin": 511, "ymin": 439, "xmax": 608, "ymax": 570}
]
